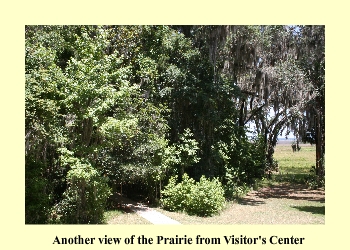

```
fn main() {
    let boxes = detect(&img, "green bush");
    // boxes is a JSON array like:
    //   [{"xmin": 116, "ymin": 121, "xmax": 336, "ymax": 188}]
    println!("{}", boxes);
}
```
[
  {"xmin": 186, "ymin": 176, "xmax": 226, "ymax": 216},
  {"xmin": 224, "ymin": 182, "xmax": 251, "ymax": 200},
  {"xmin": 51, "ymin": 162, "xmax": 111, "ymax": 224},
  {"xmin": 305, "ymin": 166, "xmax": 325, "ymax": 189},
  {"xmin": 161, "ymin": 174, "xmax": 194, "ymax": 211},
  {"xmin": 161, "ymin": 174, "xmax": 225, "ymax": 216}
]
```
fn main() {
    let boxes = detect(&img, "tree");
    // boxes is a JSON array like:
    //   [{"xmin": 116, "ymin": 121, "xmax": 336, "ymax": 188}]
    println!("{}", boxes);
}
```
[
  {"xmin": 298, "ymin": 25, "xmax": 325, "ymax": 178},
  {"xmin": 193, "ymin": 25, "xmax": 323, "ymax": 177},
  {"xmin": 25, "ymin": 26, "xmax": 69, "ymax": 223}
]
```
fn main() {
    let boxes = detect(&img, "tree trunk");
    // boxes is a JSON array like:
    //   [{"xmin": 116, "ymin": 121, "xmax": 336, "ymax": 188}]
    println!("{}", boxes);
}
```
[{"xmin": 315, "ymin": 111, "xmax": 325, "ymax": 178}]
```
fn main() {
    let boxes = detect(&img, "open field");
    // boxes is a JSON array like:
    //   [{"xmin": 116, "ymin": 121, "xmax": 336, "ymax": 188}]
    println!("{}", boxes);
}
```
[{"xmin": 272, "ymin": 143, "xmax": 316, "ymax": 183}]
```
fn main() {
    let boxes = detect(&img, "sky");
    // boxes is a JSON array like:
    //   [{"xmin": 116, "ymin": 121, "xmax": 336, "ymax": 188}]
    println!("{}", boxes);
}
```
[{"xmin": 246, "ymin": 108, "xmax": 296, "ymax": 140}]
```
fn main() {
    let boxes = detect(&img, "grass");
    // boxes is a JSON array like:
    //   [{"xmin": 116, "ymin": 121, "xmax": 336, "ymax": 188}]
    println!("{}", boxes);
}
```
[
  {"xmin": 105, "ymin": 209, "xmax": 152, "ymax": 224},
  {"xmin": 248, "ymin": 143, "xmax": 316, "ymax": 189},
  {"xmin": 104, "ymin": 142, "xmax": 323, "ymax": 224},
  {"xmin": 152, "ymin": 198, "xmax": 324, "ymax": 224},
  {"xmin": 274, "ymin": 143, "xmax": 315, "ymax": 173},
  {"xmin": 104, "ymin": 210, "xmax": 123, "ymax": 222},
  {"xmin": 268, "ymin": 143, "xmax": 316, "ymax": 184}
]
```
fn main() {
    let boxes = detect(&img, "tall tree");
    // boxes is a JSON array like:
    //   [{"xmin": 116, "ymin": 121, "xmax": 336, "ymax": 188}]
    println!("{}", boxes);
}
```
[
  {"xmin": 194, "ymin": 25, "xmax": 323, "ymax": 175},
  {"xmin": 298, "ymin": 25, "xmax": 325, "ymax": 178}
]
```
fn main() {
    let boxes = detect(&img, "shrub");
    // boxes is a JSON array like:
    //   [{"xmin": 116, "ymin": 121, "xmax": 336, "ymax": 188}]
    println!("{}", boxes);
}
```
[
  {"xmin": 186, "ymin": 176, "xmax": 225, "ymax": 216},
  {"xmin": 305, "ymin": 166, "xmax": 325, "ymax": 189},
  {"xmin": 160, "ymin": 174, "xmax": 194, "ymax": 211},
  {"xmin": 224, "ymin": 182, "xmax": 251, "ymax": 200},
  {"xmin": 161, "ymin": 174, "xmax": 225, "ymax": 216}
]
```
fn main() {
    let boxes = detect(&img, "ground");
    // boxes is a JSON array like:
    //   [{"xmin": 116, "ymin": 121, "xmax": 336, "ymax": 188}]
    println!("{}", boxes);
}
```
[{"xmin": 106, "ymin": 182, "xmax": 325, "ymax": 225}]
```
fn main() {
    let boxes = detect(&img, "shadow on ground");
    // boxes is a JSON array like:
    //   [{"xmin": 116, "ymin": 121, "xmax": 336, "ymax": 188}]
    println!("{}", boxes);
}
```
[
  {"xmin": 253, "ymin": 183, "xmax": 325, "ymax": 202},
  {"xmin": 237, "ymin": 195, "xmax": 266, "ymax": 206},
  {"xmin": 236, "ymin": 183, "xmax": 325, "ymax": 207},
  {"xmin": 291, "ymin": 205, "xmax": 325, "ymax": 215},
  {"xmin": 107, "ymin": 192, "xmax": 150, "ymax": 213}
]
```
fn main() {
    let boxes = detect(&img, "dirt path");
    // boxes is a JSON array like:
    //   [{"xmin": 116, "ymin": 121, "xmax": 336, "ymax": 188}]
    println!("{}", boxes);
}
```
[{"xmin": 109, "ymin": 193, "xmax": 181, "ymax": 225}]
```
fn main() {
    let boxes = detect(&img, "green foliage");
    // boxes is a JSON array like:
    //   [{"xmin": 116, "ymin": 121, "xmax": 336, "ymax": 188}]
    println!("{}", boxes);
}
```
[
  {"xmin": 174, "ymin": 128, "xmax": 200, "ymax": 174},
  {"xmin": 225, "ymin": 183, "xmax": 251, "ymax": 199},
  {"xmin": 186, "ymin": 176, "xmax": 226, "ymax": 216},
  {"xmin": 305, "ymin": 166, "xmax": 325, "ymax": 189},
  {"xmin": 214, "ymin": 134, "xmax": 266, "ymax": 199},
  {"xmin": 161, "ymin": 174, "xmax": 225, "ymax": 216},
  {"xmin": 25, "ymin": 159, "xmax": 52, "ymax": 224},
  {"xmin": 160, "ymin": 175, "xmax": 194, "ymax": 212},
  {"xmin": 50, "ymin": 150, "xmax": 111, "ymax": 224}
]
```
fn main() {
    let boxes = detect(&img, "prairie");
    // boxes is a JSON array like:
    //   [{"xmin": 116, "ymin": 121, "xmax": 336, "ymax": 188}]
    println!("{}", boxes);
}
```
[{"xmin": 273, "ymin": 142, "xmax": 316, "ymax": 183}]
